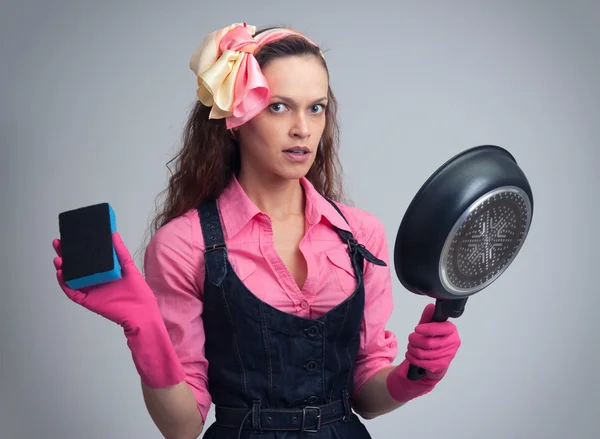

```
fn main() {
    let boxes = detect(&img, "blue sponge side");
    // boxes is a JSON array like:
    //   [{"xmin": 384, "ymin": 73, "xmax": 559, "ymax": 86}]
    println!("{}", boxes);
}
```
[
  {"xmin": 108, "ymin": 203, "xmax": 122, "ymax": 280},
  {"xmin": 65, "ymin": 268, "xmax": 122, "ymax": 289},
  {"xmin": 64, "ymin": 203, "xmax": 123, "ymax": 290}
]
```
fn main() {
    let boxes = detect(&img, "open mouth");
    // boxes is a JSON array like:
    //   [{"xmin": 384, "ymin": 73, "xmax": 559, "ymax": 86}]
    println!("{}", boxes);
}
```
[{"xmin": 283, "ymin": 147, "xmax": 310, "ymax": 155}]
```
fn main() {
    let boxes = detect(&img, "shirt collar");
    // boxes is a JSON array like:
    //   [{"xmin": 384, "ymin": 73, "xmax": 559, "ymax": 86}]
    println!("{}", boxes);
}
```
[
  {"xmin": 300, "ymin": 177, "xmax": 351, "ymax": 232},
  {"xmin": 217, "ymin": 175, "xmax": 350, "ymax": 239}
]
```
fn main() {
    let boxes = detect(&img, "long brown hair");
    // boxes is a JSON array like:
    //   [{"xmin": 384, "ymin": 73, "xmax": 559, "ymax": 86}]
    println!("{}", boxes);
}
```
[{"xmin": 140, "ymin": 27, "xmax": 347, "ymax": 257}]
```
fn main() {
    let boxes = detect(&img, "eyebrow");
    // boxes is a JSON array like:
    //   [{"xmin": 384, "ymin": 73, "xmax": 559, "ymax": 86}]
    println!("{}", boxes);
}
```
[{"xmin": 271, "ymin": 95, "xmax": 328, "ymax": 104}]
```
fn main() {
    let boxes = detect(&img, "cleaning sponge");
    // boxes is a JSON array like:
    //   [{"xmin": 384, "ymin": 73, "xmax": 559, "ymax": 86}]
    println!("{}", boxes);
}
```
[{"xmin": 58, "ymin": 202, "xmax": 122, "ymax": 289}]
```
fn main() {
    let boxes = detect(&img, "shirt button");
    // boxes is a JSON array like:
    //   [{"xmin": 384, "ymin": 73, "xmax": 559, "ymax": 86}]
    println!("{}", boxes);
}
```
[
  {"xmin": 307, "ymin": 396, "xmax": 319, "ymax": 404},
  {"xmin": 300, "ymin": 301, "xmax": 308, "ymax": 309}
]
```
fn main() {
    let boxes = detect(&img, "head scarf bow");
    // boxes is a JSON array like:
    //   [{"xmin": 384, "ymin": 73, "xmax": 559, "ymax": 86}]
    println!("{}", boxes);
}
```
[{"xmin": 189, "ymin": 23, "xmax": 318, "ymax": 129}]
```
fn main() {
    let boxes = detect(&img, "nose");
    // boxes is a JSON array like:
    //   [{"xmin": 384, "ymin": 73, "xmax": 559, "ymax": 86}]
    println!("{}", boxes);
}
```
[{"xmin": 289, "ymin": 113, "xmax": 310, "ymax": 139}]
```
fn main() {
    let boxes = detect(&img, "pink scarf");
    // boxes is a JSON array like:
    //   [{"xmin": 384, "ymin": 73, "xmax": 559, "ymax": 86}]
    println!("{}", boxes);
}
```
[{"xmin": 189, "ymin": 23, "xmax": 320, "ymax": 129}]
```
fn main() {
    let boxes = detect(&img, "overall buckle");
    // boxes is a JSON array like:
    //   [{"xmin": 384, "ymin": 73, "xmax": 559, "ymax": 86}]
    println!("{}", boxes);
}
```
[
  {"xmin": 205, "ymin": 242, "xmax": 227, "ymax": 253},
  {"xmin": 301, "ymin": 406, "xmax": 322, "ymax": 432}
]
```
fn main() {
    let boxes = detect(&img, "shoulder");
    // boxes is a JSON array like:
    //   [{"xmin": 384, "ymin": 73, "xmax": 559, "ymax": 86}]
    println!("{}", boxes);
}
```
[
  {"xmin": 143, "ymin": 209, "xmax": 205, "ymax": 297},
  {"xmin": 332, "ymin": 201, "xmax": 387, "ymax": 244},
  {"xmin": 144, "ymin": 208, "xmax": 205, "ymax": 270}
]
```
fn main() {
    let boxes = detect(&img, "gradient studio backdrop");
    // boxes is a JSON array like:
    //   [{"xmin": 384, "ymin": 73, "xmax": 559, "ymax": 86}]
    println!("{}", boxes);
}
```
[{"xmin": 1, "ymin": 1, "xmax": 599, "ymax": 438}]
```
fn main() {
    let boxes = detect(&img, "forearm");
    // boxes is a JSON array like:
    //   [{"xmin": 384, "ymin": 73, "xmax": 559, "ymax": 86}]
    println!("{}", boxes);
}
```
[
  {"xmin": 141, "ymin": 380, "xmax": 204, "ymax": 439},
  {"xmin": 352, "ymin": 366, "xmax": 406, "ymax": 419}
]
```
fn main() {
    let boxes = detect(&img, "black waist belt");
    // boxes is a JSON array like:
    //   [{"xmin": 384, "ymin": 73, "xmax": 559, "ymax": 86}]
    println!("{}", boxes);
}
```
[{"xmin": 215, "ymin": 399, "xmax": 348, "ymax": 433}]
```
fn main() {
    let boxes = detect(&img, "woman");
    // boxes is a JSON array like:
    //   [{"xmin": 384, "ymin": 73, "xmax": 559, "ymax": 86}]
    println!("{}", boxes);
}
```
[{"xmin": 52, "ymin": 23, "xmax": 461, "ymax": 439}]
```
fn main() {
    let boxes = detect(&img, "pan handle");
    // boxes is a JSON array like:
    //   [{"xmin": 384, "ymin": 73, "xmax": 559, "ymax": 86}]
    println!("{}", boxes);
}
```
[{"xmin": 406, "ymin": 298, "xmax": 468, "ymax": 381}]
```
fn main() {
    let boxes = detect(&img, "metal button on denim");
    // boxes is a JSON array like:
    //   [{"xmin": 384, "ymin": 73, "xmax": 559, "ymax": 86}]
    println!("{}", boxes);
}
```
[
  {"xmin": 306, "ymin": 325, "xmax": 319, "ymax": 337},
  {"xmin": 305, "ymin": 360, "xmax": 318, "ymax": 372}
]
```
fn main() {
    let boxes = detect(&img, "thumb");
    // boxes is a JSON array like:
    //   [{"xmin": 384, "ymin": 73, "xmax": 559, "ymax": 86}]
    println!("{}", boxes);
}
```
[
  {"xmin": 418, "ymin": 303, "xmax": 435, "ymax": 325},
  {"xmin": 112, "ymin": 232, "xmax": 135, "ymax": 271}
]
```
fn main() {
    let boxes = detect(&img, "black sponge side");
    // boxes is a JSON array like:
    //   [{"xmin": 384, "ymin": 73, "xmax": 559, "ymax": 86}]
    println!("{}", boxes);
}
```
[{"xmin": 58, "ymin": 202, "xmax": 115, "ymax": 283}]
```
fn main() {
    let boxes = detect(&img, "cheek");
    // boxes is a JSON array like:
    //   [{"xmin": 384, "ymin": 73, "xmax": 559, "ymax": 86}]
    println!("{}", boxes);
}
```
[
  {"xmin": 239, "ymin": 125, "xmax": 283, "ymax": 162},
  {"xmin": 249, "ymin": 116, "xmax": 281, "ymax": 139},
  {"xmin": 240, "ymin": 119, "xmax": 273, "ymax": 147},
  {"xmin": 313, "ymin": 116, "xmax": 327, "ymax": 137}
]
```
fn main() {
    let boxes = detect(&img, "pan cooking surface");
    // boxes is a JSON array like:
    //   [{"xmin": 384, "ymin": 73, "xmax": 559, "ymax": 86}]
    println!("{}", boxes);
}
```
[{"xmin": 440, "ymin": 187, "xmax": 532, "ymax": 295}]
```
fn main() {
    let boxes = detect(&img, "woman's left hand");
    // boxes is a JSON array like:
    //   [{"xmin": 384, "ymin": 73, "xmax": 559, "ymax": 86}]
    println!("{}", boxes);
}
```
[
  {"xmin": 405, "ymin": 303, "xmax": 461, "ymax": 380},
  {"xmin": 385, "ymin": 303, "xmax": 462, "ymax": 403}
]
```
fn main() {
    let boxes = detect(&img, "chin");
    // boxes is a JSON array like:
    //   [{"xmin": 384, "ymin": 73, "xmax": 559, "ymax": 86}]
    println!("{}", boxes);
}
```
[
  {"xmin": 272, "ymin": 166, "xmax": 312, "ymax": 182},
  {"xmin": 278, "ymin": 171, "xmax": 310, "ymax": 182},
  {"xmin": 286, "ymin": 162, "xmax": 316, "ymax": 178}
]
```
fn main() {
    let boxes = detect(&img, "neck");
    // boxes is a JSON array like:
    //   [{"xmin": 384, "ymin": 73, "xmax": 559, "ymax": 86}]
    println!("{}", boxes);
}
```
[{"xmin": 237, "ymin": 170, "xmax": 305, "ymax": 221}]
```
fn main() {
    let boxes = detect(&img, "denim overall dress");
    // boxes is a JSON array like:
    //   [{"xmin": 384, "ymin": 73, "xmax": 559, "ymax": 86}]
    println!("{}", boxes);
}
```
[{"xmin": 197, "ymin": 197, "xmax": 387, "ymax": 438}]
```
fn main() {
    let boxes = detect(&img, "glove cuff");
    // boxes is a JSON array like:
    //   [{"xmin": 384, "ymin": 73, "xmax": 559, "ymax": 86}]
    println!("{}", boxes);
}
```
[
  {"xmin": 385, "ymin": 360, "xmax": 440, "ymax": 403},
  {"xmin": 124, "ymin": 315, "xmax": 186, "ymax": 388}
]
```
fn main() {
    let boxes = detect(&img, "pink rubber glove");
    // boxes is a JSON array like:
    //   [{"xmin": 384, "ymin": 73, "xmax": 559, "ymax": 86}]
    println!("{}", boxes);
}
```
[
  {"xmin": 385, "ymin": 303, "xmax": 461, "ymax": 403},
  {"xmin": 52, "ymin": 232, "xmax": 186, "ymax": 388}
]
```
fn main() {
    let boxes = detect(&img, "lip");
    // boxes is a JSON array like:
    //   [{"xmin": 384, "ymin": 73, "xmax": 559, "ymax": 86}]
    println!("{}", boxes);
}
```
[
  {"xmin": 283, "ymin": 146, "xmax": 310, "ymax": 153},
  {"xmin": 282, "ymin": 146, "xmax": 312, "ymax": 163}
]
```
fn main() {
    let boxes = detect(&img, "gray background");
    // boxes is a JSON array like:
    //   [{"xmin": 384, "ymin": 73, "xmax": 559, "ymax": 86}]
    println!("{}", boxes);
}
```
[{"xmin": 1, "ymin": 0, "xmax": 598, "ymax": 438}]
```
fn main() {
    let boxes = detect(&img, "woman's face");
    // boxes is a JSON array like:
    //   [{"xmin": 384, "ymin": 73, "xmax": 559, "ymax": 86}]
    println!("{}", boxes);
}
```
[{"xmin": 236, "ymin": 54, "xmax": 329, "ymax": 183}]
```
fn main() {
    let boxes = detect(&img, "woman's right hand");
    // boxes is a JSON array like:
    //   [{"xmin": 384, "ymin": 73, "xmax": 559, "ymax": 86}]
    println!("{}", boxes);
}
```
[
  {"xmin": 52, "ymin": 232, "xmax": 160, "ymax": 332},
  {"xmin": 53, "ymin": 231, "xmax": 188, "ymax": 388}
]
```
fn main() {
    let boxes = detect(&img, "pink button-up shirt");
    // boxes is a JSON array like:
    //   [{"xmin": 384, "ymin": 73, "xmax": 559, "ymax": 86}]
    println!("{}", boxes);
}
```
[{"xmin": 143, "ymin": 176, "xmax": 399, "ymax": 420}]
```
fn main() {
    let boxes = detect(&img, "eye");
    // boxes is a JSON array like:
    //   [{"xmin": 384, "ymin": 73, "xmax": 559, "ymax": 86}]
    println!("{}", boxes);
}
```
[
  {"xmin": 269, "ymin": 103, "xmax": 287, "ymax": 113},
  {"xmin": 310, "ymin": 104, "xmax": 325, "ymax": 114}
]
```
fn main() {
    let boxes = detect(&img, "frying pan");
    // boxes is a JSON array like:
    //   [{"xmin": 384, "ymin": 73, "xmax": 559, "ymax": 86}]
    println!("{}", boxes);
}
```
[{"xmin": 393, "ymin": 145, "xmax": 534, "ymax": 381}]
